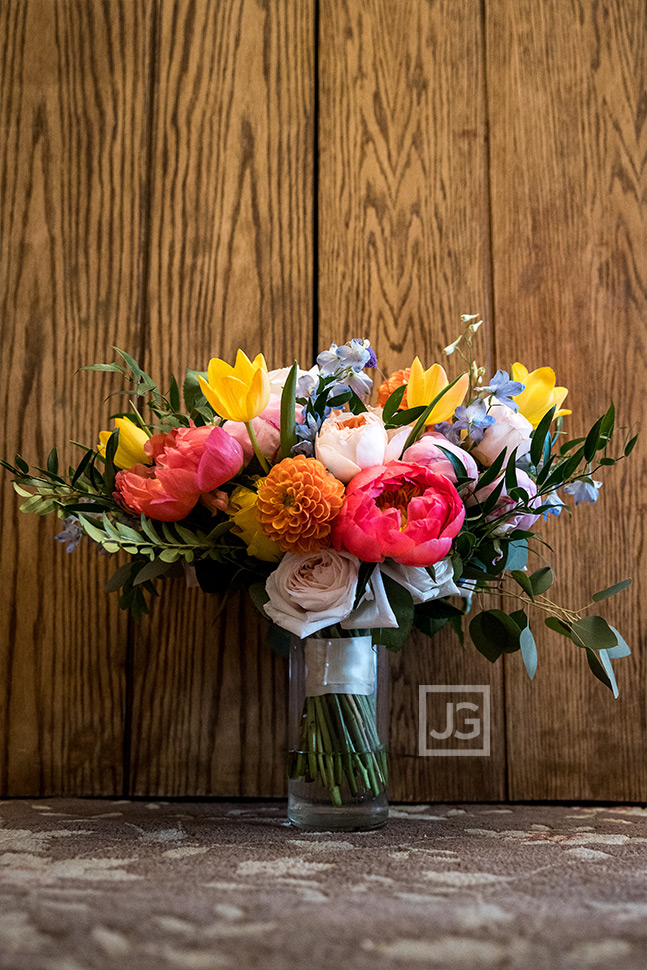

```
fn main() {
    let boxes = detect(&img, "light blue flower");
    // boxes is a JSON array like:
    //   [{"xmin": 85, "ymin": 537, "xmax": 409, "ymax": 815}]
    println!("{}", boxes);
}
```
[
  {"xmin": 316, "ymin": 343, "xmax": 340, "ymax": 376},
  {"xmin": 563, "ymin": 479, "xmax": 602, "ymax": 505},
  {"xmin": 481, "ymin": 370, "xmax": 525, "ymax": 411},
  {"xmin": 541, "ymin": 490, "xmax": 565, "ymax": 519}
]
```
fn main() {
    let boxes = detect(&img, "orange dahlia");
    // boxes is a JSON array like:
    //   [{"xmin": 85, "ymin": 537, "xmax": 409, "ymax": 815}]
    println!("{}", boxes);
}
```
[
  {"xmin": 377, "ymin": 367, "xmax": 411, "ymax": 409},
  {"xmin": 256, "ymin": 456, "xmax": 345, "ymax": 554}
]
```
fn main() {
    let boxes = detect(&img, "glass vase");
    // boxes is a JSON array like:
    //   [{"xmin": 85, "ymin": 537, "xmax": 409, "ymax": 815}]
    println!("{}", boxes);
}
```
[{"xmin": 287, "ymin": 635, "xmax": 388, "ymax": 831}]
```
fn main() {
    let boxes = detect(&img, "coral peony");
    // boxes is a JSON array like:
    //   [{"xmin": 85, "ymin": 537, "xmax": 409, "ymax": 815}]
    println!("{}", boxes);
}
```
[
  {"xmin": 377, "ymin": 368, "xmax": 411, "ymax": 409},
  {"xmin": 115, "ymin": 464, "xmax": 198, "ymax": 522},
  {"xmin": 256, "ymin": 456, "xmax": 345, "ymax": 554},
  {"xmin": 332, "ymin": 461, "xmax": 465, "ymax": 566}
]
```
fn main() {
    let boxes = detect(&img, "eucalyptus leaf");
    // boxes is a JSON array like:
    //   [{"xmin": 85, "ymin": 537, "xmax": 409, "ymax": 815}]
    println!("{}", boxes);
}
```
[
  {"xmin": 511, "ymin": 569, "xmax": 534, "ymax": 600},
  {"xmin": 570, "ymin": 615, "xmax": 618, "ymax": 651},
  {"xmin": 592, "ymin": 579, "xmax": 632, "ymax": 602},
  {"xmin": 530, "ymin": 567, "xmax": 553, "ymax": 595},
  {"xmin": 519, "ymin": 626, "xmax": 538, "ymax": 679}
]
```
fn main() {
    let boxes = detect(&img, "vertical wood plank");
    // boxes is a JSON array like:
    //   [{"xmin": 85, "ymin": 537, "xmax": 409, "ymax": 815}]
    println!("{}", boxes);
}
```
[
  {"xmin": 319, "ymin": 0, "xmax": 505, "ymax": 800},
  {"xmin": 129, "ymin": 0, "xmax": 314, "ymax": 795},
  {"xmin": 0, "ymin": 0, "xmax": 152, "ymax": 794},
  {"xmin": 487, "ymin": 0, "xmax": 647, "ymax": 799}
]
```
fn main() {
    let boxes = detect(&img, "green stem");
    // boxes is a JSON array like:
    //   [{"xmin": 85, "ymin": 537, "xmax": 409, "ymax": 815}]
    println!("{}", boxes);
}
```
[{"xmin": 245, "ymin": 421, "xmax": 270, "ymax": 473}]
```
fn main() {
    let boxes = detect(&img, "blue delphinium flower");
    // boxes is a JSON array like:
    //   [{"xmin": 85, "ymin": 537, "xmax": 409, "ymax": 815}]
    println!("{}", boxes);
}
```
[
  {"xmin": 316, "ymin": 343, "xmax": 340, "ymax": 376},
  {"xmin": 55, "ymin": 516, "xmax": 84, "ymax": 553},
  {"xmin": 291, "ymin": 410, "xmax": 320, "ymax": 457},
  {"xmin": 480, "ymin": 370, "xmax": 525, "ymax": 411},
  {"xmin": 563, "ymin": 479, "xmax": 602, "ymax": 505},
  {"xmin": 541, "ymin": 490, "xmax": 565, "ymax": 519},
  {"xmin": 439, "ymin": 401, "xmax": 495, "ymax": 445}
]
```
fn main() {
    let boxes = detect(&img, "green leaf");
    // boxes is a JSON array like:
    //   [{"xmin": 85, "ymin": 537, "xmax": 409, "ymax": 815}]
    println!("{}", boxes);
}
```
[
  {"xmin": 511, "ymin": 569, "xmax": 535, "ymax": 601},
  {"xmin": 183, "ymin": 368, "xmax": 209, "ymax": 412},
  {"xmin": 530, "ymin": 406, "xmax": 556, "ymax": 467},
  {"xmin": 545, "ymin": 616, "xmax": 573, "ymax": 638},
  {"xmin": 248, "ymin": 582, "xmax": 271, "ymax": 620},
  {"xmin": 585, "ymin": 647, "xmax": 616, "ymax": 695},
  {"xmin": 570, "ymin": 615, "xmax": 618, "ymax": 651},
  {"xmin": 279, "ymin": 362, "xmax": 298, "ymax": 460},
  {"xmin": 14, "ymin": 455, "xmax": 29, "ymax": 473},
  {"xmin": 503, "ymin": 539, "xmax": 528, "ymax": 571},
  {"xmin": 530, "ymin": 567, "xmax": 553, "ymax": 595},
  {"xmin": 583, "ymin": 415, "xmax": 604, "ymax": 461},
  {"xmin": 387, "ymin": 405, "xmax": 426, "ymax": 427},
  {"xmin": 113, "ymin": 347, "xmax": 143, "ymax": 379},
  {"xmin": 105, "ymin": 562, "xmax": 137, "ymax": 593},
  {"xmin": 624, "ymin": 434, "xmax": 638, "ymax": 457},
  {"xmin": 436, "ymin": 445, "xmax": 472, "ymax": 483},
  {"xmin": 80, "ymin": 362, "xmax": 126, "ymax": 374},
  {"xmin": 78, "ymin": 514, "xmax": 109, "ymax": 543},
  {"xmin": 103, "ymin": 429, "xmax": 120, "ymax": 492},
  {"xmin": 71, "ymin": 449, "xmax": 94, "ymax": 486},
  {"xmin": 475, "ymin": 448, "xmax": 507, "ymax": 491},
  {"xmin": 382, "ymin": 383, "xmax": 406, "ymax": 423},
  {"xmin": 133, "ymin": 558, "xmax": 173, "ymax": 586},
  {"xmin": 504, "ymin": 448, "xmax": 519, "ymax": 492},
  {"xmin": 600, "ymin": 401, "xmax": 615, "ymax": 438},
  {"xmin": 139, "ymin": 514, "xmax": 162, "ymax": 544},
  {"xmin": 469, "ymin": 609, "xmax": 522, "ymax": 662},
  {"xmin": 159, "ymin": 548, "xmax": 180, "ymax": 563},
  {"xmin": 46, "ymin": 448, "xmax": 59, "ymax": 476},
  {"xmin": 559, "ymin": 436, "xmax": 586, "ymax": 456},
  {"xmin": 376, "ymin": 575, "xmax": 415, "ymax": 650},
  {"xmin": 169, "ymin": 374, "xmax": 181, "ymax": 412},
  {"xmin": 592, "ymin": 578, "xmax": 632, "ymax": 603},
  {"xmin": 519, "ymin": 626, "xmax": 538, "ymax": 679}
]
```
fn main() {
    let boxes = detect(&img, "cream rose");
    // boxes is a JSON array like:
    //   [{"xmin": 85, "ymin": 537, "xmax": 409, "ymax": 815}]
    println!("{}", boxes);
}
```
[
  {"xmin": 471, "ymin": 403, "xmax": 533, "ymax": 466},
  {"xmin": 315, "ymin": 411, "xmax": 388, "ymax": 483},
  {"xmin": 264, "ymin": 550, "xmax": 360, "ymax": 638}
]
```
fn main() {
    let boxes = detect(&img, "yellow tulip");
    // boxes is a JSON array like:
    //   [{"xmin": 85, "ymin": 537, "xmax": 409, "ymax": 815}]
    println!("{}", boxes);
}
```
[
  {"xmin": 228, "ymin": 485, "xmax": 283, "ymax": 562},
  {"xmin": 98, "ymin": 416, "xmax": 150, "ymax": 469},
  {"xmin": 199, "ymin": 350, "xmax": 271, "ymax": 423},
  {"xmin": 511, "ymin": 363, "xmax": 571, "ymax": 428},
  {"xmin": 406, "ymin": 358, "xmax": 469, "ymax": 425}
]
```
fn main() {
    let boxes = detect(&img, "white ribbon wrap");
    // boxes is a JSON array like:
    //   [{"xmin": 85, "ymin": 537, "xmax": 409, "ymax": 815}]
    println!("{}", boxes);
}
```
[{"xmin": 304, "ymin": 636, "xmax": 376, "ymax": 696}]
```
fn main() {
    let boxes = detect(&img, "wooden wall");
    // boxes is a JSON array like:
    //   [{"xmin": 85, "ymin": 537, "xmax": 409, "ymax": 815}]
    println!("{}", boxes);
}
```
[{"xmin": 1, "ymin": 0, "xmax": 645, "ymax": 801}]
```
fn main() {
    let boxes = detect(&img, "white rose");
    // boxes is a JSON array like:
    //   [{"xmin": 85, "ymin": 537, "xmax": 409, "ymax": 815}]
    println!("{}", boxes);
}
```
[
  {"xmin": 340, "ymin": 567, "xmax": 398, "ymax": 630},
  {"xmin": 268, "ymin": 365, "xmax": 319, "ymax": 398},
  {"xmin": 380, "ymin": 559, "xmax": 461, "ymax": 603},
  {"xmin": 471, "ymin": 402, "xmax": 533, "ymax": 466},
  {"xmin": 264, "ymin": 550, "xmax": 359, "ymax": 638},
  {"xmin": 315, "ymin": 411, "xmax": 388, "ymax": 483}
]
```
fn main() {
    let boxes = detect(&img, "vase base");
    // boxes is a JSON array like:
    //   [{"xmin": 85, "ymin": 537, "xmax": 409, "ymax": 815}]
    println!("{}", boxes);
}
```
[{"xmin": 287, "ymin": 800, "xmax": 388, "ymax": 833}]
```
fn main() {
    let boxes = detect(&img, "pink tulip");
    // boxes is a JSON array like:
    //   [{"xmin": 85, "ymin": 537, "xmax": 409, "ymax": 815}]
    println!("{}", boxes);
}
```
[
  {"xmin": 402, "ymin": 432, "xmax": 478, "ymax": 484},
  {"xmin": 333, "ymin": 461, "xmax": 465, "ymax": 566},
  {"xmin": 115, "ymin": 464, "xmax": 198, "ymax": 522},
  {"xmin": 223, "ymin": 394, "xmax": 282, "ymax": 465}
]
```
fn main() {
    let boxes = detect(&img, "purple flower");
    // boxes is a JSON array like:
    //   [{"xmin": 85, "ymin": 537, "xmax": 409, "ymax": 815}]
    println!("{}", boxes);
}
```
[
  {"xmin": 55, "ymin": 516, "xmax": 84, "ymax": 553},
  {"xmin": 481, "ymin": 370, "xmax": 525, "ymax": 411},
  {"xmin": 452, "ymin": 401, "xmax": 496, "ymax": 444},
  {"xmin": 563, "ymin": 479, "xmax": 602, "ymax": 505}
]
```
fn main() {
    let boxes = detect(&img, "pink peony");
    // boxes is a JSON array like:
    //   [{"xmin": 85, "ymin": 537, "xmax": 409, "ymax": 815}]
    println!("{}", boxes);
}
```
[
  {"xmin": 332, "ymin": 461, "xmax": 465, "ymax": 566},
  {"xmin": 115, "ymin": 464, "xmax": 198, "ymax": 522},
  {"xmin": 155, "ymin": 424, "xmax": 244, "ymax": 497},
  {"xmin": 466, "ymin": 468, "xmax": 540, "ymax": 535},
  {"xmin": 402, "ymin": 432, "xmax": 478, "ymax": 485},
  {"xmin": 223, "ymin": 394, "xmax": 282, "ymax": 465}
]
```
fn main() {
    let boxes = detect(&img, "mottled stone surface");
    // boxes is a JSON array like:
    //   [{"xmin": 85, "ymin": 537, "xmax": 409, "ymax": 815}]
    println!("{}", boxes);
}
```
[{"xmin": 1, "ymin": 800, "xmax": 647, "ymax": 969}]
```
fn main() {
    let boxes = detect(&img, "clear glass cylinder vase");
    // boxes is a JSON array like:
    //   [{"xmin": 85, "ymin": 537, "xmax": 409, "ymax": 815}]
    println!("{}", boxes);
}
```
[{"xmin": 287, "ymin": 635, "xmax": 388, "ymax": 831}]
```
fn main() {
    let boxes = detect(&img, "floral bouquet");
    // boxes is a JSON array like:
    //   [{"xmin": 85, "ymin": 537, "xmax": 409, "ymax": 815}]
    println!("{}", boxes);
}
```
[{"xmin": 1, "ymin": 317, "xmax": 636, "ymax": 829}]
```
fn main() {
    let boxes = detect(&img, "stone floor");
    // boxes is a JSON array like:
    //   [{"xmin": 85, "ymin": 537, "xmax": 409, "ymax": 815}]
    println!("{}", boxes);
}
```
[{"xmin": 1, "ymin": 799, "xmax": 647, "ymax": 969}]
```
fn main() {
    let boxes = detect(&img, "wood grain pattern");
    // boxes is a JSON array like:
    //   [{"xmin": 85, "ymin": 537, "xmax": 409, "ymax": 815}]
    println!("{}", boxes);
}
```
[
  {"xmin": 129, "ymin": 0, "xmax": 314, "ymax": 795},
  {"xmin": 0, "ymin": 0, "xmax": 152, "ymax": 794},
  {"xmin": 487, "ymin": 0, "xmax": 647, "ymax": 799},
  {"xmin": 319, "ymin": 0, "xmax": 505, "ymax": 800}
]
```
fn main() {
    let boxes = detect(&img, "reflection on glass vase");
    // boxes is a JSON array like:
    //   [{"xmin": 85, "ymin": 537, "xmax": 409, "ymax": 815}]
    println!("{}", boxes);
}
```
[{"xmin": 287, "ymin": 634, "xmax": 388, "ymax": 831}]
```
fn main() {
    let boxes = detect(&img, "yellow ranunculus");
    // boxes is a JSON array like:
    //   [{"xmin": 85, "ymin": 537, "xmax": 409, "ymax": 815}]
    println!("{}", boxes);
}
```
[
  {"xmin": 199, "ymin": 350, "xmax": 271, "ymax": 423},
  {"xmin": 98, "ymin": 416, "xmax": 150, "ymax": 469},
  {"xmin": 406, "ymin": 358, "xmax": 469, "ymax": 425},
  {"xmin": 511, "ymin": 363, "xmax": 571, "ymax": 428},
  {"xmin": 228, "ymin": 484, "xmax": 283, "ymax": 562}
]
